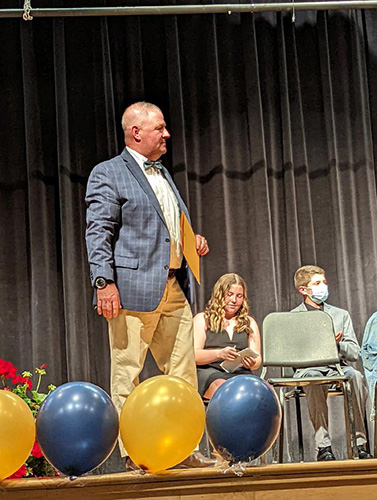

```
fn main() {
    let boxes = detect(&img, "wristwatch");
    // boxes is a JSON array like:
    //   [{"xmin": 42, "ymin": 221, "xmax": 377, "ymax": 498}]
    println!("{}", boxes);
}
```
[{"xmin": 94, "ymin": 277, "xmax": 108, "ymax": 289}]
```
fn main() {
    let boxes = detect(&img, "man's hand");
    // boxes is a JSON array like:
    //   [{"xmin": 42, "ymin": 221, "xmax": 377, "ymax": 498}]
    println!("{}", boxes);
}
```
[
  {"xmin": 335, "ymin": 331, "xmax": 343, "ymax": 344},
  {"xmin": 97, "ymin": 283, "xmax": 122, "ymax": 319},
  {"xmin": 195, "ymin": 234, "xmax": 209, "ymax": 256}
]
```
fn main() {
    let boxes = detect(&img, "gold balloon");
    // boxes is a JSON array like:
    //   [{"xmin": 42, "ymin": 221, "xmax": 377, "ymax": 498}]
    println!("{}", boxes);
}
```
[
  {"xmin": 0, "ymin": 391, "xmax": 36, "ymax": 480},
  {"xmin": 120, "ymin": 375, "xmax": 205, "ymax": 473}
]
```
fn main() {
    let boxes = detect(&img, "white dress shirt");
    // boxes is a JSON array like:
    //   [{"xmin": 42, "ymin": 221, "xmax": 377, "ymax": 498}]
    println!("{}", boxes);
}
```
[{"xmin": 126, "ymin": 146, "xmax": 183, "ymax": 269}]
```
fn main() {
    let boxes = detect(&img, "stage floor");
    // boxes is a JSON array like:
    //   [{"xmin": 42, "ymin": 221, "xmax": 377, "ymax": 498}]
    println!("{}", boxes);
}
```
[{"xmin": 2, "ymin": 459, "xmax": 377, "ymax": 500}]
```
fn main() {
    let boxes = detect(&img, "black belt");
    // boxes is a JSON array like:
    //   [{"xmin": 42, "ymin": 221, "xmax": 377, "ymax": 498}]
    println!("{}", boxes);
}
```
[{"xmin": 168, "ymin": 269, "xmax": 177, "ymax": 278}]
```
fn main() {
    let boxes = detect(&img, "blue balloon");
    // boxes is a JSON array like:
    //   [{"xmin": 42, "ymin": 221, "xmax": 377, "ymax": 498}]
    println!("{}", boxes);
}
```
[
  {"xmin": 206, "ymin": 375, "xmax": 281, "ymax": 463},
  {"xmin": 36, "ymin": 382, "xmax": 119, "ymax": 477}
]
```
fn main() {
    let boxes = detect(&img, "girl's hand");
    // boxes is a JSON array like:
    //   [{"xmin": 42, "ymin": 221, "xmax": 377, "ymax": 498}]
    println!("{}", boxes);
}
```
[
  {"xmin": 241, "ymin": 356, "xmax": 257, "ymax": 370},
  {"xmin": 219, "ymin": 346, "xmax": 238, "ymax": 361}
]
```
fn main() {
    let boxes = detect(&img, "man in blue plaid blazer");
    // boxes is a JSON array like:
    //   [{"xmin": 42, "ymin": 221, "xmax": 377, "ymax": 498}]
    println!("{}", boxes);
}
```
[{"xmin": 86, "ymin": 102, "xmax": 211, "ymax": 468}]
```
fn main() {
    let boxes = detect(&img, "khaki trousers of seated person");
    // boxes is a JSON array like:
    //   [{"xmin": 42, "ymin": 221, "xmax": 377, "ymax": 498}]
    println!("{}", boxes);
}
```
[
  {"xmin": 107, "ymin": 276, "xmax": 198, "ymax": 457},
  {"xmin": 300, "ymin": 366, "xmax": 368, "ymax": 450}
]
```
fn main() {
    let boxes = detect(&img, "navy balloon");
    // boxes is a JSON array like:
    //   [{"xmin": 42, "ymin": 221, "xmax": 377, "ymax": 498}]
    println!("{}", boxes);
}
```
[
  {"xmin": 206, "ymin": 375, "xmax": 281, "ymax": 462},
  {"xmin": 36, "ymin": 382, "xmax": 119, "ymax": 477}
]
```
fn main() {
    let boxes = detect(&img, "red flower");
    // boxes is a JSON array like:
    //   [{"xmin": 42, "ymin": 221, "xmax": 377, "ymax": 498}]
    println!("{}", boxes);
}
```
[
  {"xmin": 31, "ymin": 440, "xmax": 44, "ymax": 459},
  {"xmin": 7, "ymin": 464, "xmax": 27, "ymax": 479},
  {"xmin": 39, "ymin": 364, "xmax": 47, "ymax": 370},
  {"xmin": 12, "ymin": 374, "xmax": 24, "ymax": 385},
  {"xmin": 0, "ymin": 359, "xmax": 17, "ymax": 379},
  {"xmin": 11, "ymin": 375, "xmax": 33, "ymax": 390},
  {"xmin": 12, "ymin": 375, "xmax": 23, "ymax": 385}
]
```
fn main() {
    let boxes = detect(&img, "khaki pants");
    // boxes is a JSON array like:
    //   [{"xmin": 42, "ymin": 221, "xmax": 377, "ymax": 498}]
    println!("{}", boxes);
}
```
[
  {"xmin": 301, "ymin": 366, "xmax": 368, "ymax": 449},
  {"xmin": 107, "ymin": 277, "xmax": 197, "ymax": 457}
]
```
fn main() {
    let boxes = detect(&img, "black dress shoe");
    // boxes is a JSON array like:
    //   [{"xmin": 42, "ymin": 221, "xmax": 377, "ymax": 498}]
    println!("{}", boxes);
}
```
[
  {"xmin": 174, "ymin": 450, "xmax": 216, "ymax": 469},
  {"xmin": 317, "ymin": 446, "xmax": 336, "ymax": 461},
  {"xmin": 358, "ymin": 446, "xmax": 373, "ymax": 459}
]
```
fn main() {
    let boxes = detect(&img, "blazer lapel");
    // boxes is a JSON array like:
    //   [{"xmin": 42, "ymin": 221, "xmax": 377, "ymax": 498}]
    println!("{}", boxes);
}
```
[
  {"xmin": 121, "ymin": 149, "xmax": 167, "ymax": 226},
  {"xmin": 162, "ymin": 167, "xmax": 191, "ymax": 222}
]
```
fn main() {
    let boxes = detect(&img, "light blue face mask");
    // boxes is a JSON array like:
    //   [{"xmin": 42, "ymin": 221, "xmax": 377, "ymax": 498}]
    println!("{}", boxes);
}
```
[{"xmin": 309, "ymin": 283, "xmax": 329, "ymax": 304}]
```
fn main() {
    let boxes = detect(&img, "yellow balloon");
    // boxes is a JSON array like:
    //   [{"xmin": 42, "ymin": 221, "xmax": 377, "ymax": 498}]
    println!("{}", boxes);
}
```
[
  {"xmin": 120, "ymin": 375, "xmax": 205, "ymax": 473},
  {"xmin": 0, "ymin": 391, "xmax": 36, "ymax": 480}
]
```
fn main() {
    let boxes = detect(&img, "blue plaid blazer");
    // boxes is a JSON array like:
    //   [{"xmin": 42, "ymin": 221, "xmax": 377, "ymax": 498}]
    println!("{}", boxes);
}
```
[{"xmin": 85, "ymin": 148, "xmax": 194, "ymax": 312}]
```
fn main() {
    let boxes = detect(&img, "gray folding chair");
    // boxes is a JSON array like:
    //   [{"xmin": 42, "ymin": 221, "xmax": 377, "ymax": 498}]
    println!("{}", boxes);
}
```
[{"xmin": 261, "ymin": 311, "xmax": 358, "ymax": 462}]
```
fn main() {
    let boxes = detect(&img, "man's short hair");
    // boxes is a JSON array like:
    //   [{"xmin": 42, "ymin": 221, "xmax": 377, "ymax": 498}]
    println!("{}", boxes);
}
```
[
  {"xmin": 294, "ymin": 265, "xmax": 325, "ymax": 289},
  {"xmin": 121, "ymin": 101, "xmax": 161, "ymax": 134}
]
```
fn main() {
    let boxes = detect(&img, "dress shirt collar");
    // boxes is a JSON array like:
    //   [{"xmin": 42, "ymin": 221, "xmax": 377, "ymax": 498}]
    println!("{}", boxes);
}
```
[
  {"xmin": 126, "ymin": 146, "xmax": 149, "ymax": 170},
  {"xmin": 303, "ymin": 301, "xmax": 325, "ymax": 312}
]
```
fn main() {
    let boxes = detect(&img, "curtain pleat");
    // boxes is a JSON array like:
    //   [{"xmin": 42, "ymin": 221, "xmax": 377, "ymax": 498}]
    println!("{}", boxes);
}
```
[{"xmin": 2, "ymin": 4, "xmax": 377, "ymax": 467}]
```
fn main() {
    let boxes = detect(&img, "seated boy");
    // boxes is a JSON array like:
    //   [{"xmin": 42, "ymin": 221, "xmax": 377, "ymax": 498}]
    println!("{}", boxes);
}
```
[{"xmin": 292, "ymin": 265, "xmax": 371, "ymax": 461}]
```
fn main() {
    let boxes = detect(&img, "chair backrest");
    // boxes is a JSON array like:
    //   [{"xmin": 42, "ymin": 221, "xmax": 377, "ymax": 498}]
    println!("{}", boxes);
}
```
[{"xmin": 262, "ymin": 311, "xmax": 339, "ymax": 368}]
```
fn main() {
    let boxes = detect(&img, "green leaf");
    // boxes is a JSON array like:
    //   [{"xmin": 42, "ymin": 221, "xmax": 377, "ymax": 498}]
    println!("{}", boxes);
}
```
[{"xmin": 31, "ymin": 390, "xmax": 46, "ymax": 406}]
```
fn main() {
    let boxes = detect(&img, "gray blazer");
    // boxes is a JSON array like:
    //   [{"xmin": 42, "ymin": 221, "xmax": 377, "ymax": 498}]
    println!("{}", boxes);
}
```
[
  {"xmin": 291, "ymin": 302, "xmax": 360, "ymax": 374},
  {"xmin": 85, "ymin": 148, "xmax": 194, "ymax": 312}
]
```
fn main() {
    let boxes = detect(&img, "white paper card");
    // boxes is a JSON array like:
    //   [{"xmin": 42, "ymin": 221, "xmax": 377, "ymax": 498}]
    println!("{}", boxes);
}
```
[{"xmin": 220, "ymin": 347, "xmax": 259, "ymax": 373}]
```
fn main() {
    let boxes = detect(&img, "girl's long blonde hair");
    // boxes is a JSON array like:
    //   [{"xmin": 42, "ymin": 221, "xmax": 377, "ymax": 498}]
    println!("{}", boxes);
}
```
[{"xmin": 204, "ymin": 273, "xmax": 251, "ymax": 335}]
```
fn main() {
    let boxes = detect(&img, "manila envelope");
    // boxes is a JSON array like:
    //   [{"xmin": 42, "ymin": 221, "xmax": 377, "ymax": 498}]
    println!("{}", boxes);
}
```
[{"xmin": 180, "ymin": 212, "xmax": 200, "ymax": 284}]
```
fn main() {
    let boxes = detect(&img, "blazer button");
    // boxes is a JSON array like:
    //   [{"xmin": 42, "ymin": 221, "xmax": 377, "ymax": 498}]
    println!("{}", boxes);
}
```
[
  {"xmin": 165, "ymin": 238, "xmax": 170, "ymax": 243},
  {"xmin": 164, "ymin": 265, "xmax": 169, "ymax": 270}
]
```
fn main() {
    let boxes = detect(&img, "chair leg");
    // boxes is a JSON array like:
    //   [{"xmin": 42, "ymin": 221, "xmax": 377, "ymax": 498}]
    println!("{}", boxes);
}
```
[
  {"xmin": 203, "ymin": 426, "xmax": 212, "ymax": 458},
  {"xmin": 271, "ymin": 388, "xmax": 284, "ymax": 463},
  {"xmin": 294, "ymin": 391, "xmax": 304, "ymax": 462},
  {"xmin": 364, "ymin": 411, "xmax": 371, "ymax": 455},
  {"xmin": 343, "ymin": 381, "xmax": 358, "ymax": 459},
  {"xmin": 277, "ymin": 389, "xmax": 285, "ymax": 463},
  {"xmin": 200, "ymin": 401, "xmax": 212, "ymax": 458},
  {"xmin": 374, "ymin": 384, "xmax": 377, "ymax": 459}
]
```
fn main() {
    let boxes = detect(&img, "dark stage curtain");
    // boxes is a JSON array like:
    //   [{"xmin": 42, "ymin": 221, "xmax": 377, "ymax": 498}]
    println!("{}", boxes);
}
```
[{"xmin": 1, "ymin": 1, "xmax": 377, "ymax": 469}]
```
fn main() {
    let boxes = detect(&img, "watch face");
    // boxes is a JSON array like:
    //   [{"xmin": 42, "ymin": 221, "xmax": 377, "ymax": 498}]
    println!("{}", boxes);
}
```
[{"xmin": 95, "ymin": 278, "xmax": 107, "ymax": 289}]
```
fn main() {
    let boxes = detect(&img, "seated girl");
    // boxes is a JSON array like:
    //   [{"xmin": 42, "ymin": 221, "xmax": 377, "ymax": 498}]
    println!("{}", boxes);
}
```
[{"xmin": 194, "ymin": 273, "xmax": 262, "ymax": 400}]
